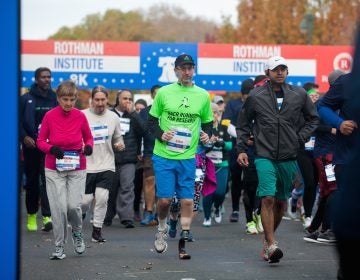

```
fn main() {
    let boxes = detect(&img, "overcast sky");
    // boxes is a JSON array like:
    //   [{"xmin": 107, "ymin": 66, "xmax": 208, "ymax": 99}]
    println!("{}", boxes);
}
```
[{"xmin": 21, "ymin": 0, "xmax": 238, "ymax": 39}]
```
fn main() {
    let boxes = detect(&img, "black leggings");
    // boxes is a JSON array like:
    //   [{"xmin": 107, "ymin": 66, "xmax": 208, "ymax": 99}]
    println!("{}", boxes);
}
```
[
  {"xmin": 229, "ymin": 155, "xmax": 243, "ymax": 212},
  {"xmin": 297, "ymin": 150, "xmax": 318, "ymax": 218},
  {"xmin": 23, "ymin": 147, "xmax": 51, "ymax": 216},
  {"xmin": 242, "ymin": 159, "xmax": 261, "ymax": 222},
  {"xmin": 309, "ymin": 191, "xmax": 335, "ymax": 232}
]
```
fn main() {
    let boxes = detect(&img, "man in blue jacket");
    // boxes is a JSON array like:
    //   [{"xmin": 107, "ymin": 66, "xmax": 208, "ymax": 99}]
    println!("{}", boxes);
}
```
[
  {"xmin": 20, "ymin": 67, "xmax": 58, "ymax": 232},
  {"xmin": 317, "ymin": 68, "xmax": 359, "ymax": 279}
]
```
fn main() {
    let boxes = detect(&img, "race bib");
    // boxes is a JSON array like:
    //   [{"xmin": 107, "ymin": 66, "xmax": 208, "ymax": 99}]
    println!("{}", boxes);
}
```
[
  {"xmin": 325, "ymin": 164, "xmax": 336, "ymax": 182},
  {"xmin": 166, "ymin": 127, "xmax": 191, "ymax": 153},
  {"xmin": 119, "ymin": 118, "xmax": 130, "ymax": 135},
  {"xmin": 305, "ymin": 136, "xmax": 315, "ymax": 151},
  {"xmin": 56, "ymin": 151, "xmax": 80, "ymax": 171},
  {"xmin": 91, "ymin": 124, "xmax": 109, "ymax": 144}
]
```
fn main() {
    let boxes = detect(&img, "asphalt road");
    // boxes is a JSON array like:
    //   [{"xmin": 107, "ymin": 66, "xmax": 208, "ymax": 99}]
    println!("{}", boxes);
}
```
[{"xmin": 19, "ymin": 194, "xmax": 338, "ymax": 280}]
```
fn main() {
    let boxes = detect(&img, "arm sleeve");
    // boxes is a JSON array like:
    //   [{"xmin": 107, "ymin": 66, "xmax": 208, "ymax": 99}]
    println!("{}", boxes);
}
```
[
  {"xmin": 112, "ymin": 116, "xmax": 124, "ymax": 146},
  {"xmin": 236, "ymin": 97, "xmax": 254, "ymax": 153},
  {"xmin": 317, "ymin": 105, "xmax": 343, "ymax": 129},
  {"xmin": 36, "ymin": 114, "xmax": 51, "ymax": 153},
  {"xmin": 82, "ymin": 115, "xmax": 94, "ymax": 147},
  {"xmin": 201, "ymin": 121, "xmax": 213, "ymax": 138},
  {"xmin": 147, "ymin": 115, "xmax": 164, "ymax": 141},
  {"xmin": 317, "ymin": 78, "xmax": 345, "ymax": 129},
  {"xmin": 298, "ymin": 95, "xmax": 320, "ymax": 145}
]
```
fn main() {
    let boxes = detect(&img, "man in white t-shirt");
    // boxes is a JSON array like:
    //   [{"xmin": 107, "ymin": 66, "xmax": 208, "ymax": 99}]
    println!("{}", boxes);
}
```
[{"xmin": 82, "ymin": 85, "xmax": 124, "ymax": 243}]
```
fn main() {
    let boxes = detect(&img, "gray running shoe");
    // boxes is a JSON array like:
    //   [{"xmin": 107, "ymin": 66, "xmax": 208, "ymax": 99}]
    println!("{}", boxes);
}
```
[
  {"xmin": 50, "ymin": 246, "xmax": 66, "ymax": 260},
  {"xmin": 72, "ymin": 231, "xmax": 86, "ymax": 254},
  {"xmin": 317, "ymin": 230, "xmax": 337, "ymax": 243},
  {"xmin": 303, "ymin": 230, "xmax": 321, "ymax": 243},
  {"xmin": 154, "ymin": 227, "xmax": 168, "ymax": 253}
]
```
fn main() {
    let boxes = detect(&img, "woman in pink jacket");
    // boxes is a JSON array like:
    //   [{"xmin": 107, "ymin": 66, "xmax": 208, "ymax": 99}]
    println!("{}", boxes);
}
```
[{"xmin": 37, "ymin": 80, "xmax": 93, "ymax": 260}]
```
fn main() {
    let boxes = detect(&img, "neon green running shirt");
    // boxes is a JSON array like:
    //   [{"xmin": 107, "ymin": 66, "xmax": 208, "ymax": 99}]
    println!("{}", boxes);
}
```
[{"xmin": 149, "ymin": 82, "xmax": 213, "ymax": 160}]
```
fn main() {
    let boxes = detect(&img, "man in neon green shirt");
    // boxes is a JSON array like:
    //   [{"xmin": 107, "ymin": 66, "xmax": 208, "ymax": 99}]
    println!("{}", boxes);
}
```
[{"xmin": 148, "ymin": 54, "xmax": 213, "ymax": 259}]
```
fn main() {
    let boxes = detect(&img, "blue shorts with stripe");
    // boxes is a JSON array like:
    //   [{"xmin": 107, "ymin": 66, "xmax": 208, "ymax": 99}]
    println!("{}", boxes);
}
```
[{"xmin": 152, "ymin": 154, "xmax": 196, "ymax": 199}]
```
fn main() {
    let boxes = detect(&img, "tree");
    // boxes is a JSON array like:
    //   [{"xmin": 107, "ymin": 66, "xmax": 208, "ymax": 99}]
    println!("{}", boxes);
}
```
[
  {"xmin": 315, "ymin": 0, "xmax": 360, "ymax": 45},
  {"xmin": 48, "ymin": 4, "xmax": 217, "ymax": 42},
  {"xmin": 215, "ymin": 0, "xmax": 359, "ymax": 45},
  {"xmin": 49, "ymin": 9, "xmax": 153, "ymax": 41}
]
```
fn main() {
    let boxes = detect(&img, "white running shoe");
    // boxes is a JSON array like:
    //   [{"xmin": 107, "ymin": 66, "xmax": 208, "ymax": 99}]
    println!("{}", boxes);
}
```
[
  {"xmin": 154, "ymin": 227, "xmax": 168, "ymax": 253},
  {"xmin": 214, "ymin": 209, "xmax": 222, "ymax": 223},
  {"xmin": 303, "ymin": 217, "xmax": 312, "ymax": 229},
  {"xmin": 202, "ymin": 218, "xmax": 212, "ymax": 227}
]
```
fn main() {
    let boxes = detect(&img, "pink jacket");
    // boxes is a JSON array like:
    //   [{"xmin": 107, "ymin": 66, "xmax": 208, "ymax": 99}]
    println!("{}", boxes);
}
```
[
  {"xmin": 196, "ymin": 153, "xmax": 217, "ymax": 197},
  {"xmin": 37, "ymin": 106, "xmax": 93, "ymax": 170}
]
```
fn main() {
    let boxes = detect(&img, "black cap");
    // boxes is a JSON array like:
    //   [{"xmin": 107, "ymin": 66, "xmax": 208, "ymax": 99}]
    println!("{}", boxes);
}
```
[
  {"xmin": 175, "ymin": 54, "xmax": 195, "ymax": 68},
  {"xmin": 241, "ymin": 79, "xmax": 254, "ymax": 94}
]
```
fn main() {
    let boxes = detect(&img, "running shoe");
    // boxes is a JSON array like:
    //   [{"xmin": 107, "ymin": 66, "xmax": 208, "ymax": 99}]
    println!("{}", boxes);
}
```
[
  {"xmin": 92, "ymin": 226, "xmax": 106, "ymax": 243},
  {"xmin": 72, "ymin": 231, "xmax": 86, "ymax": 254},
  {"xmin": 50, "ymin": 245, "xmax": 66, "ymax": 260},
  {"xmin": 214, "ymin": 208, "xmax": 222, "ymax": 223},
  {"xmin": 27, "ymin": 213, "xmax": 37, "ymax": 231},
  {"xmin": 303, "ymin": 230, "xmax": 321, "ymax": 243},
  {"xmin": 229, "ymin": 211, "xmax": 239, "ymax": 222},
  {"xmin": 140, "ymin": 211, "xmax": 157, "ymax": 226},
  {"xmin": 267, "ymin": 241, "xmax": 283, "ymax": 263},
  {"xmin": 202, "ymin": 218, "xmax": 212, "ymax": 227},
  {"xmin": 154, "ymin": 227, "xmax": 168, "ymax": 253},
  {"xmin": 317, "ymin": 229, "xmax": 337, "ymax": 243},
  {"xmin": 41, "ymin": 216, "xmax": 53, "ymax": 232},
  {"xmin": 253, "ymin": 213, "xmax": 264, "ymax": 233},
  {"xmin": 246, "ymin": 221, "xmax": 258, "ymax": 235},
  {"xmin": 303, "ymin": 217, "xmax": 312, "ymax": 229}
]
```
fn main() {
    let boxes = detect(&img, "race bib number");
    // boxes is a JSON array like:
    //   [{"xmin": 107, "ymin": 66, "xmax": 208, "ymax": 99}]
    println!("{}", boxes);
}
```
[
  {"xmin": 56, "ymin": 151, "xmax": 80, "ymax": 171},
  {"xmin": 91, "ymin": 124, "xmax": 109, "ymax": 144},
  {"xmin": 305, "ymin": 136, "xmax": 315, "ymax": 151},
  {"xmin": 119, "ymin": 118, "xmax": 130, "ymax": 135},
  {"xmin": 166, "ymin": 127, "xmax": 191, "ymax": 153},
  {"xmin": 325, "ymin": 164, "xmax": 336, "ymax": 182}
]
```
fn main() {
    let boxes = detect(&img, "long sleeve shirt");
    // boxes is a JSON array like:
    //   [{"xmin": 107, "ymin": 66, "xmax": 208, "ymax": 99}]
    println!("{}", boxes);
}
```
[{"xmin": 37, "ymin": 106, "xmax": 93, "ymax": 170}]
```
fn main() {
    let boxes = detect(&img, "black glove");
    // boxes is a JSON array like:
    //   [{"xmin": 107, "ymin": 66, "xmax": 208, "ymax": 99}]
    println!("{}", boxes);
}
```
[
  {"xmin": 214, "ymin": 140, "xmax": 225, "ymax": 148},
  {"xmin": 83, "ymin": 145, "xmax": 93, "ymax": 156},
  {"xmin": 50, "ymin": 146, "xmax": 64, "ymax": 159}
]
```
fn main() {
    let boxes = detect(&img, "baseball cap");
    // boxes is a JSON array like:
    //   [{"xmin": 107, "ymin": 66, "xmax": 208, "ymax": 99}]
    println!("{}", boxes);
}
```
[
  {"xmin": 328, "ymin": 69, "xmax": 345, "ymax": 86},
  {"xmin": 175, "ymin": 54, "xmax": 195, "ymax": 68},
  {"xmin": 265, "ymin": 56, "xmax": 288, "ymax": 71},
  {"xmin": 213, "ymin": 95, "xmax": 224, "ymax": 104}
]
